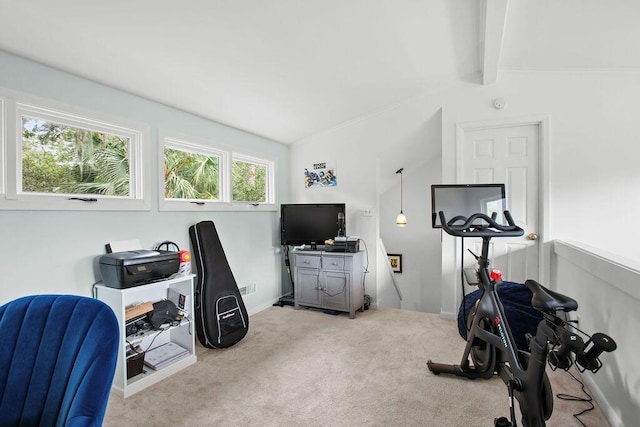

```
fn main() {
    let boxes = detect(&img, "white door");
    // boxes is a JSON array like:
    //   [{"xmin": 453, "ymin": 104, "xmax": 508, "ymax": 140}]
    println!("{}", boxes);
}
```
[{"xmin": 461, "ymin": 124, "xmax": 540, "ymax": 283}]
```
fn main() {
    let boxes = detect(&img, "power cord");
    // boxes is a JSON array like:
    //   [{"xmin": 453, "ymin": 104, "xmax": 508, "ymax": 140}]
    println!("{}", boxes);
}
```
[
  {"xmin": 359, "ymin": 238, "xmax": 369, "ymax": 291},
  {"xmin": 318, "ymin": 238, "xmax": 369, "ymax": 298},
  {"xmin": 556, "ymin": 369, "xmax": 595, "ymax": 427},
  {"xmin": 91, "ymin": 281, "xmax": 101, "ymax": 298},
  {"xmin": 319, "ymin": 252, "xmax": 347, "ymax": 297}
]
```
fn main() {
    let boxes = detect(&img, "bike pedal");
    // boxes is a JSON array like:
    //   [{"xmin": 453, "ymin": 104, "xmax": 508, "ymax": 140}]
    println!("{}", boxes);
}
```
[{"xmin": 494, "ymin": 416, "xmax": 512, "ymax": 427}]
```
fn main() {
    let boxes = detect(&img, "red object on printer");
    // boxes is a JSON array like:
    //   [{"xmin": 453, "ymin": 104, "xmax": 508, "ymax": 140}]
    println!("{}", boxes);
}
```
[
  {"xmin": 178, "ymin": 250, "xmax": 191, "ymax": 275},
  {"xmin": 179, "ymin": 250, "xmax": 191, "ymax": 263}
]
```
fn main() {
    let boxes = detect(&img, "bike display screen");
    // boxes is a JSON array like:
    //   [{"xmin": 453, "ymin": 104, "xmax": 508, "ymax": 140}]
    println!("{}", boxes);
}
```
[{"xmin": 430, "ymin": 184, "xmax": 506, "ymax": 228}]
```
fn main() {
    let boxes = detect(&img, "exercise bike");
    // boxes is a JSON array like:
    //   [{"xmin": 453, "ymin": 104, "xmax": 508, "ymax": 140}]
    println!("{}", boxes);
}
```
[{"xmin": 427, "ymin": 210, "xmax": 617, "ymax": 427}]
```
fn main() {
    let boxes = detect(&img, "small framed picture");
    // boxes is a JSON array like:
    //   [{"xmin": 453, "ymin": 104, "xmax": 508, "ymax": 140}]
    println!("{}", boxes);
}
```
[{"xmin": 388, "ymin": 254, "xmax": 402, "ymax": 273}]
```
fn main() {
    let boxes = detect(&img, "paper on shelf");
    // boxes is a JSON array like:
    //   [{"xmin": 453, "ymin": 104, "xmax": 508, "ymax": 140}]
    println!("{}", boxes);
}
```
[
  {"xmin": 143, "ymin": 342, "xmax": 189, "ymax": 370},
  {"xmin": 108, "ymin": 239, "xmax": 143, "ymax": 253}
]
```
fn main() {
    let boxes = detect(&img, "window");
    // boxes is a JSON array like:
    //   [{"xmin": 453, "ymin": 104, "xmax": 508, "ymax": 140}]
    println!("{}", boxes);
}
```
[
  {"xmin": 21, "ymin": 116, "xmax": 131, "ymax": 196},
  {"xmin": 159, "ymin": 130, "xmax": 275, "ymax": 211},
  {"xmin": 164, "ymin": 146, "xmax": 220, "ymax": 201},
  {"xmin": 232, "ymin": 154, "xmax": 273, "ymax": 204},
  {"xmin": 159, "ymin": 133, "xmax": 228, "ymax": 210},
  {"xmin": 0, "ymin": 89, "xmax": 149, "ymax": 211}
]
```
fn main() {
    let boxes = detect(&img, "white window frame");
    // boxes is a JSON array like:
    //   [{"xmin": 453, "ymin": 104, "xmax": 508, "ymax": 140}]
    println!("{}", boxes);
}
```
[
  {"xmin": 159, "ymin": 131, "xmax": 229, "ymax": 211},
  {"xmin": 0, "ymin": 88, "xmax": 150, "ymax": 211},
  {"xmin": 159, "ymin": 130, "xmax": 276, "ymax": 211},
  {"xmin": 231, "ymin": 152, "xmax": 275, "ymax": 206}
]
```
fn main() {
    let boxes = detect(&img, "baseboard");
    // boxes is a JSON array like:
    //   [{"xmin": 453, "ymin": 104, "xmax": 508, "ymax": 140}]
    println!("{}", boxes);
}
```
[
  {"xmin": 439, "ymin": 310, "xmax": 456, "ymax": 320},
  {"xmin": 248, "ymin": 299, "xmax": 283, "ymax": 316},
  {"xmin": 581, "ymin": 372, "xmax": 623, "ymax": 427}
]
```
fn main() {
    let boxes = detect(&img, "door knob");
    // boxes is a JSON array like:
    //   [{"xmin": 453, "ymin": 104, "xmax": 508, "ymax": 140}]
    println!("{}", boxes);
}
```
[{"xmin": 527, "ymin": 233, "xmax": 539, "ymax": 241}]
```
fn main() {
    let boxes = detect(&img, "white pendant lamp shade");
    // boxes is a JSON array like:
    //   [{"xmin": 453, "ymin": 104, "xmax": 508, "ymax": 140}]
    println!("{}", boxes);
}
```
[{"xmin": 395, "ymin": 168, "xmax": 407, "ymax": 227}]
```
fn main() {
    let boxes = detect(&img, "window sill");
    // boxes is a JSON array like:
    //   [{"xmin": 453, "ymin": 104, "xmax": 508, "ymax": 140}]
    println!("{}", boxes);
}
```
[
  {"xmin": 158, "ymin": 200, "xmax": 277, "ymax": 212},
  {"xmin": 0, "ymin": 194, "xmax": 150, "ymax": 211}
]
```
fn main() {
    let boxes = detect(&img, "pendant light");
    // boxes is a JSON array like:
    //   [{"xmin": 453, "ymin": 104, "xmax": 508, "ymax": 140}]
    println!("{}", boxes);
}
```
[{"xmin": 395, "ymin": 168, "xmax": 407, "ymax": 227}]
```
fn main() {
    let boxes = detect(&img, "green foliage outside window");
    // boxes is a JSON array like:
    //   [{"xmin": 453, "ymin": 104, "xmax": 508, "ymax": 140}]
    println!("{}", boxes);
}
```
[
  {"xmin": 20, "ymin": 113, "xmax": 273, "ymax": 206},
  {"xmin": 22, "ymin": 117, "xmax": 130, "ymax": 196},
  {"xmin": 164, "ymin": 147, "xmax": 267, "ymax": 203},
  {"xmin": 232, "ymin": 160, "xmax": 267, "ymax": 203},
  {"xmin": 164, "ymin": 147, "xmax": 220, "ymax": 200}
]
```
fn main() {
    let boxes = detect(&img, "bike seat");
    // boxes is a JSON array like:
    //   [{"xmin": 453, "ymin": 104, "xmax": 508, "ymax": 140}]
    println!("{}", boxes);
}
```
[{"xmin": 524, "ymin": 279, "xmax": 578, "ymax": 312}]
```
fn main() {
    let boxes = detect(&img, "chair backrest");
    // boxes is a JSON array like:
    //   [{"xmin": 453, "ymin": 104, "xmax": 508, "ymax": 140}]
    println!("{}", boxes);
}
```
[{"xmin": 0, "ymin": 294, "xmax": 119, "ymax": 427}]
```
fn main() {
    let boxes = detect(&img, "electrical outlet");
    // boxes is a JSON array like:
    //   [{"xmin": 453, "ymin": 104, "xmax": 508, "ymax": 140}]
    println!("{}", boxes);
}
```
[{"xmin": 363, "ymin": 208, "xmax": 374, "ymax": 217}]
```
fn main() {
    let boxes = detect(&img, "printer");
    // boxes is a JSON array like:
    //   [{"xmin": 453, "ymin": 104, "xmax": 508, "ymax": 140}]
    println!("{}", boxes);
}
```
[{"xmin": 99, "ymin": 250, "xmax": 180, "ymax": 289}]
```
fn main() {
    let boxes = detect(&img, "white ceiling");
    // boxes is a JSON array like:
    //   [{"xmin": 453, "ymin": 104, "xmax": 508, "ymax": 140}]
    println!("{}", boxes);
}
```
[{"xmin": 1, "ymin": 0, "xmax": 639, "ymax": 144}]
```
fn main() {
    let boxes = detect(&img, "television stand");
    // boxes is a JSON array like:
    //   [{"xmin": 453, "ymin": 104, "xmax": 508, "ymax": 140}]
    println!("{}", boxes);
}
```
[{"xmin": 291, "ymin": 250, "xmax": 365, "ymax": 319}]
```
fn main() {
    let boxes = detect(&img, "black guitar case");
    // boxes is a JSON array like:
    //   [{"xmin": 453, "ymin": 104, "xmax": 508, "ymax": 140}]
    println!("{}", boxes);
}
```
[{"xmin": 189, "ymin": 220, "xmax": 249, "ymax": 348}]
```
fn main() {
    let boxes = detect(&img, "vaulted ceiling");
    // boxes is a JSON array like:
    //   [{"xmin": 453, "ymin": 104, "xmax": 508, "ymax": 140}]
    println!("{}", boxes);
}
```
[{"xmin": 1, "ymin": 0, "xmax": 638, "ymax": 144}]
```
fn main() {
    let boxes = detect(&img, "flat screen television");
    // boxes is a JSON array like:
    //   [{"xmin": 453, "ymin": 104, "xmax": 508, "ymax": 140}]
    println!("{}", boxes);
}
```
[
  {"xmin": 281, "ymin": 203, "xmax": 346, "ymax": 247},
  {"xmin": 431, "ymin": 184, "xmax": 506, "ymax": 228}
]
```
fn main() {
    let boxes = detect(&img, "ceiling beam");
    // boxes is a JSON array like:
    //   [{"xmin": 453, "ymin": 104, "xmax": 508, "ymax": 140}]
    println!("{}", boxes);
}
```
[{"xmin": 481, "ymin": 0, "xmax": 509, "ymax": 85}]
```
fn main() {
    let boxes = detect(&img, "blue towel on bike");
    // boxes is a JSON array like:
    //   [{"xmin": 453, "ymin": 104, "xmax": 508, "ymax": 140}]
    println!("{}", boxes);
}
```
[{"xmin": 457, "ymin": 281, "xmax": 544, "ymax": 350}]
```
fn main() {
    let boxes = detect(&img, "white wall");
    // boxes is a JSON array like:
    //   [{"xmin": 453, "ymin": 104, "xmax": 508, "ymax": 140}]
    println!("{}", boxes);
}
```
[
  {"xmin": 289, "ymin": 99, "xmax": 445, "ymax": 310},
  {"xmin": 379, "ymin": 151, "xmax": 442, "ymax": 313},
  {"xmin": 449, "ymin": 70, "xmax": 640, "ymax": 252},
  {"xmin": 290, "ymin": 69, "xmax": 640, "ymax": 314},
  {"xmin": 439, "ymin": 70, "xmax": 640, "ymax": 313},
  {"xmin": 0, "ymin": 51, "xmax": 289, "ymax": 315},
  {"xmin": 552, "ymin": 240, "xmax": 639, "ymax": 427}
]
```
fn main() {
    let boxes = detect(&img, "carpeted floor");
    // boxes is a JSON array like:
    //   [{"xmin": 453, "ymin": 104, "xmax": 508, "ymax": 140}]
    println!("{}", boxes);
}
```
[{"xmin": 103, "ymin": 306, "xmax": 609, "ymax": 426}]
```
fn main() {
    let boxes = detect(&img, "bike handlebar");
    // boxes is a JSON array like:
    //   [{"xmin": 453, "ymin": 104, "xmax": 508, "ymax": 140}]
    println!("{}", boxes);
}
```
[{"xmin": 438, "ymin": 210, "xmax": 524, "ymax": 238}]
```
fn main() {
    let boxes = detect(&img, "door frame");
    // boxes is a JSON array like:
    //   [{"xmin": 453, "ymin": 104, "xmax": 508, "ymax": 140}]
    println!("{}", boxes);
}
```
[{"xmin": 451, "ymin": 114, "xmax": 551, "ymax": 307}]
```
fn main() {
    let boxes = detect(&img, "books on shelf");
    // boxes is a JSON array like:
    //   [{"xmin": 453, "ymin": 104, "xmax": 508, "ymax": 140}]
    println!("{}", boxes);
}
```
[{"xmin": 143, "ymin": 342, "xmax": 189, "ymax": 370}]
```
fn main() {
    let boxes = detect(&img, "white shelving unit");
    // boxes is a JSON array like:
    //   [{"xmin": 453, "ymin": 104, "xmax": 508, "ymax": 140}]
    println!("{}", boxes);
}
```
[{"xmin": 95, "ymin": 275, "xmax": 197, "ymax": 398}]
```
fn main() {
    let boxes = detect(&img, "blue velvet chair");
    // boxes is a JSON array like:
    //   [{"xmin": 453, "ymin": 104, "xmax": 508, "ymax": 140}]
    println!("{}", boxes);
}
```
[{"xmin": 0, "ymin": 295, "xmax": 119, "ymax": 427}]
